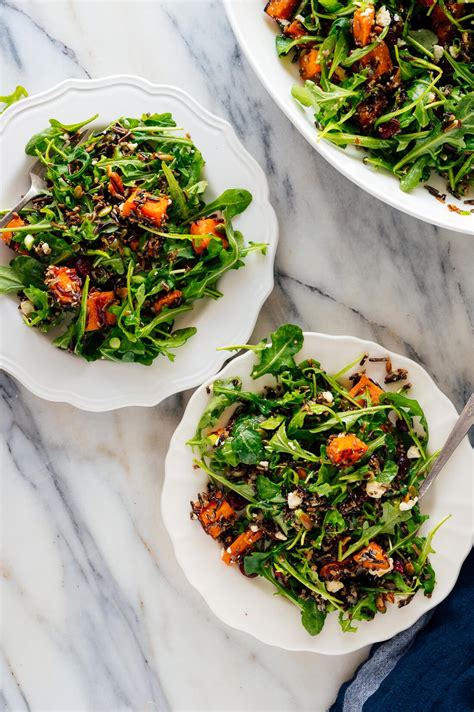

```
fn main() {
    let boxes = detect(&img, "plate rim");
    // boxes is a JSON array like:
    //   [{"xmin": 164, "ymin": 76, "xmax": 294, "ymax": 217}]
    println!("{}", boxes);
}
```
[
  {"xmin": 0, "ymin": 74, "xmax": 279, "ymax": 410},
  {"xmin": 224, "ymin": 0, "xmax": 473, "ymax": 236},
  {"xmin": 162, "ymin": 330, "xmax": 472, "ymax": 654}
]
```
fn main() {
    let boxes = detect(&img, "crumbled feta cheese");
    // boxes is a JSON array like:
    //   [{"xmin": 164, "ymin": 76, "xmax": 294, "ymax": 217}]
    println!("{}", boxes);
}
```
[
  {"xmin": 368, "ymin": 557, "xmax": 394, "ymax": 577},
  {"xmin": 375, "ymin": 6, "xmax": 391, "ymax": 27},
  {"xmin": 449, "ymin": 45, "xmax": 459, "ymax": 58},
  {"xmin": 397, "ymin": 38, "xmax": 406, "ymax": 47},
  {"xmin": 275, "ymin": 531, "xmax": 288, "ymax": 541},
  {"xmin": 20, "ymin": 300, "xmax": 35, "ymax": 317},
  {"xmin": 258, "ymin": 460, "xmax": 269, "ymax": 469},
  {"xmin": 24, "ymin": 234, "xmax": 34, "ymax": 250},
  {"xmin": 321, "ymin": 391, "xmax": 334, "ymax": 404},
  {"xmin": 41, "ymin": 242, "xmax": 51, "ymax": 255},
  {"xmin": 360, "ymin": 5, "xmax": 374, "ymax": 18},
  {"xmin": 427, "ymin": 92, "xmax": 436, "ymax": 103},
  {"xmin": 249, "ymin": 525, "xmax": 260, "ymax": 533},
  {"xmin": 433, "ymin": 44, "xmax": 444, "ymax": 61},
  {"xmin": 287, "ymin": 491, "xmax": 303, "ymax": 509},
  {"xmin": 366, "ymin": 480, "xmax": 387, "ymax": 499},
  {"xmin": 393, "ymin": 13, "xmax": 400, "ymax": 21},
  {"xmin": 326, "ymin": 580, "xmax": 344, "ymax": 593},
  {"xmin": 407, "ymin": 445, "xmax": 420, "ymax": 459},
  {"xmin": 399, "ymin": 497, "xmax": 418, "ymax": 511}
]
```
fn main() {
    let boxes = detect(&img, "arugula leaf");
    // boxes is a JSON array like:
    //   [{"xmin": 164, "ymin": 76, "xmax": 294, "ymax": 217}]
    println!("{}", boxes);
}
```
[
  {"xmin": 342, "ymin": 502, "xmax": 412, "ymax": 559},
  {"xmin": 185, "ymin": 188, "xmax": 252, "ymax": 222},
  {"xmin": 162, "ymin": 160, "xmax": 189, "ymax": 219},
  {"xmin": 193, "ymin": 378, "xmax": 241, "ymax": 437},
  {"xmin": 0, "ymin": 85, "xmax": 28, "ymax": 114},
  {"xmin": 267, "ymin": 423, "xmax": 320, "ymax": 463}
]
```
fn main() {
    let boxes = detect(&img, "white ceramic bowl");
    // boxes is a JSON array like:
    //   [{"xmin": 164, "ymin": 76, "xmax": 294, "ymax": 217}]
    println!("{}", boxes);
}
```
[
  {"xmin": 0, "ymin": 76, "xmax": 278, "ymax": 410},
  {"xmin": 225, "ymin": 0, "xmax": 473, "ymax": 235},
  {"xmin": 162, "ymin": 332, "xmax": 472, "ymax": 654}
]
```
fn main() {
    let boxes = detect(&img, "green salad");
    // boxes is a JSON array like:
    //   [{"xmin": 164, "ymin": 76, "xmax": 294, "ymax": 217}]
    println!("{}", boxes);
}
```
[
  {"xmin": 0, "ymin": 113, "xmax": 264, "ymax": 364},
  {"xmin": 265, "ymin": 0, "xmax": 473, "ymax": 201},
  {"xmin": 189, "ymin": 325, "xmax": 447, "ymax": 635}
]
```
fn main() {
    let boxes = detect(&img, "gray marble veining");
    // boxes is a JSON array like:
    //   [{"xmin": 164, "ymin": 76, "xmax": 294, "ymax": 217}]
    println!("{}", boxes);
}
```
[{"xmin": 1, "ymin": 1, "xmax": 472, "ymax": 710}]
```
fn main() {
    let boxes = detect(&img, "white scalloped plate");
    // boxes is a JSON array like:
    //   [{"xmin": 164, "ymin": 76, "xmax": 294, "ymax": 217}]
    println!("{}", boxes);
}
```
[
  {"xmin": 225, "ymin": 0, "xmax": 473, "ymax": 235},
  {"xmin": 0, "ymin": 76, "xmax": 278, "ymax": 410},
  {"xmin": 162, "ymin": 332, "xmax": 472, "ymax": 654}
]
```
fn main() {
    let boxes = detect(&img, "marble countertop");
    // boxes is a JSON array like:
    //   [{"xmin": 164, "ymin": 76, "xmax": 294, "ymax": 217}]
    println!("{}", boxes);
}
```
[{"xmin": 1, "ymin": 1, "xmax": 472, "ymax": 710}]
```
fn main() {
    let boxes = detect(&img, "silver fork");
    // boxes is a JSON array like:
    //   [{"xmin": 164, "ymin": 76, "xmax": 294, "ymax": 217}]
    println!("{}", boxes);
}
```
[
  {"xmin": 0, "ymin": 166, "xmax": 48, "ymax": 228},
  {"xmin": 419, "ymin": 393, "xmax": 474, "ymax": 499},
  {"xmin": 0, "ymin": 127, "xmax": 96, "ymax": 229}
]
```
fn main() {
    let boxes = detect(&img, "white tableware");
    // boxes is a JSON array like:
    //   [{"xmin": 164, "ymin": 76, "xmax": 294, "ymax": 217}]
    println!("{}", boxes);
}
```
[
  {"xmin": 162, "ymin": 331, "xmax": 472, "ymax": 654},
  {"xmin": 225, "ymin": 0, "xmax": 473, "ymax": 235},
  {"xmin": 0, "ymin": 75, "xmax": 278, "ymax": 410}
]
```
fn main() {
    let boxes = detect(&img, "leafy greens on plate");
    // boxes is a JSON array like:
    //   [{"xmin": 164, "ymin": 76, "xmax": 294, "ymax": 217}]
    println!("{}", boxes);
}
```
[
  {"xmin": 265, "ymin": 0, "xmax": 473, "ymax": 199},
  {"xmin": 0, "ymin": 113, "xmax": 264, "ymax": 364},
  {"xmin": 189, "ymin": 324, "xmax": 447, "ymax": 635}
]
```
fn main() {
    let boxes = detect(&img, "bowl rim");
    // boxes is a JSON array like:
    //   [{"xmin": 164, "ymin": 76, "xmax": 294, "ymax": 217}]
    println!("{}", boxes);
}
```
[
  {"xmin": 224, "ymin": 0, "xmax": 473, "ymax": 236},
  {"xmin": 162, "ymin": 330, "xmax": 472, "ymax": 654},
  {"xmin": 0, "ymin": 74, "xmax": 279, "ymax": 410}
]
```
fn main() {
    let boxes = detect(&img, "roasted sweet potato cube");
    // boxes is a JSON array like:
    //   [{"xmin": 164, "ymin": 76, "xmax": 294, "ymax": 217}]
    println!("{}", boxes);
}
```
[
  {"xmin": 299, "ymin": 49, "xmax": 321, "ymax": 80},
  {"xmin": 264, "ymin": 0, "xmax": 299, "ymax": 21},
  {"xmin": 359, "ymin": 41, "xmax": 393, "ymax": 80},
  {"xmin": 45, "ymin": 266, "xmax": 82, "ymax": 306},
  {"xmin": 121, "ymin": 189, "xmax": 170, "ymax": 227},
  {"xmin": 85, "ymin": 291, "xmax": 117, "ymax": 331},
  {"xmin": 222, "ymin": 528, "xmax": 263, "ymax": 565},
  {"xmin": 354, "ymin": 542, "xmax": 391, "ymax": 571},
  {"xmin": 326, "ymin": 434, "xmax": 368, "ymax": 467},
  {"xmin": 353, "ymin": 6, "xmax": 375, "ymax": 46},
  {"xmin": 190, "ymin": 218, "xmax": 227, "ymax": 255},
  {"xmin": 192, "ymin": 491, "xmax": 236, "ymax": 539},
  {"xmin": 349, "ymin": 374, "xmax": 384, "ymax": 404},
  {"xmin": 153, "ymin": 289, "xmax": 183, "ymax": 314},
  {"xmin": 1, "ymin": 214, "xmax": 25, "ymax": 244},
  {"xmin": 284, "ymin": 20, "xmax": 306, "ymax": 38}
]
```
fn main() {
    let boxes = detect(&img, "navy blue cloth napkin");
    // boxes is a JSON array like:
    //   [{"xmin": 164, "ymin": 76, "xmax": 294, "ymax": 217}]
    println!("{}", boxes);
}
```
[{"xmin": 331, "ymin": 548, "xmax": 474, "ymax": 712}]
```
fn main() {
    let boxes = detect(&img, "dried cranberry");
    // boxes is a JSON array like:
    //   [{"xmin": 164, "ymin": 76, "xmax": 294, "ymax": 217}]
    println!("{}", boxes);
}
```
[
  {"xmin": 378, "ymin": 119, "xmax": 401, "ymax": 139},
  {"xmin": 397, "ymin": 452, "xmax": 410, "ymax": 478},
  {"xmin": 226, "ymin": 492, "xmax": 247, "ymax": 511},
  {"xmin": 75, "ymin": 257, "xmax": 92, "ymax": 278},
  {"xmin": 393, "ymin": 558, "xmax": 405, "ymax": 574},
  {"xmin": 396, "ymin": 418, "xmax": 409, "ymax": 433}
]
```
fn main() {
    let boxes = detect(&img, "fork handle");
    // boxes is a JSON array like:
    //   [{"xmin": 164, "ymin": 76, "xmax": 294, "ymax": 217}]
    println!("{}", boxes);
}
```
[
  {"xmin": 0, "ymin": 185, "xmax": 39, "ymax": 229},
  {"xmin": 419, "ymin": 394, "xmax": 474, "ymax": 499}
]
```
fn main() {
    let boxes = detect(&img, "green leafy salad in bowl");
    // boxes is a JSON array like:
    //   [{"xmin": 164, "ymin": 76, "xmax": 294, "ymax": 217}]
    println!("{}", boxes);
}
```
[
  {"xmin": 189, "ymin": 325, "xmax": 447, "ymax": 636},
  {"xmin": 0, "ymin": 113, "xmax": 264, "ymax": 364},
  {"xmin": 265, "ymin": 0, "xmax": 473, "ymax": 199}
]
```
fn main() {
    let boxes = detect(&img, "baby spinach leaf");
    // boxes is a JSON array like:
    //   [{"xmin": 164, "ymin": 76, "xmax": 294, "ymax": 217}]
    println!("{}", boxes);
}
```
[
  {"xmin": 0, "ymin": 265, "xmax": 24, "ymax": 293},
  {"xmin": 376, "ymin": 460, "xmax": 399, "ymax": 484},
  {"xmin": 301, "ymin": 599, "xmax": 326, "ymax": 636},
  {"xmin": 231, "ymin": 416, "xmax": 265, "ymax": 465},
  {"xmin": 256, "ymin": 475, "xmax": 283, "ymax": 501},
  {"xmin": 10, "ymin": 255, "xmax": 46, "ymax": 289}
]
